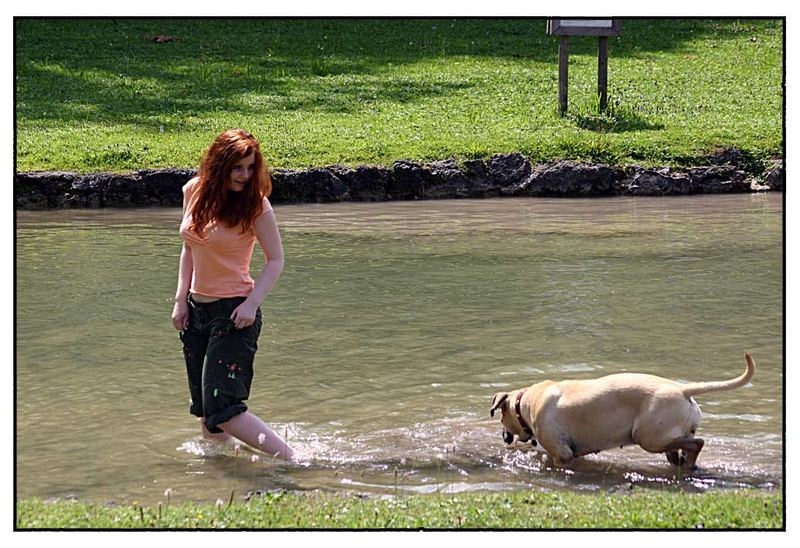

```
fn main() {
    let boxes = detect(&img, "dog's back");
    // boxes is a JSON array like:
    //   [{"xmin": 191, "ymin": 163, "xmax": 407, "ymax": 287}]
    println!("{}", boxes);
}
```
[{"xmin": 532, "ymin": 373, "xmax": 699, "ymax": 455}]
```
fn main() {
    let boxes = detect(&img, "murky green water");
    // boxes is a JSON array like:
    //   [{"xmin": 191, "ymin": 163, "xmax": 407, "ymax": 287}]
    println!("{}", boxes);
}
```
[{"xmin": 15, "ymin": 194, "xmax": 783, "ymax": 504}]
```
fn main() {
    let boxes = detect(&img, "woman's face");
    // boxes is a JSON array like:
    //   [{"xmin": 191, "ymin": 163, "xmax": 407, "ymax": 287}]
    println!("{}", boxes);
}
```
[{"xmin": 228, "ymin": 153, "xmax": 256, "ymax": 192}]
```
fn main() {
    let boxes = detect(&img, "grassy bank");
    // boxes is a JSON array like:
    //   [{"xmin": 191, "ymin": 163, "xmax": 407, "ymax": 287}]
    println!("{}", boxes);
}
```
[
  {"xmin": 15, "ymin": 18, "xmax": 782, "ymax": 174},
  {"xmin": 17, "ymin": 489, "xmax": 783, "ymax": 529}
]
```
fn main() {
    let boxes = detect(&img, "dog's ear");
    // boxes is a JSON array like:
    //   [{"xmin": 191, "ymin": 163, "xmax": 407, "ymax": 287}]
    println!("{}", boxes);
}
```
[{"xmin": 490, "ymin": 392, "xmax": 509, "ymax": 417}]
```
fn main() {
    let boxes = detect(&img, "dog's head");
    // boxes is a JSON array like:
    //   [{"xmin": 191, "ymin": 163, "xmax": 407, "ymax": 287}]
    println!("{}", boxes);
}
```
[{"xmin": 489, "ymin": 391, "xmax": 536, "ymax": 446}]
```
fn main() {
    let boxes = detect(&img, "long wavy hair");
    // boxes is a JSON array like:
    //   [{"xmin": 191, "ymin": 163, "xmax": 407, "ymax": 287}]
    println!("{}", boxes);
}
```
[{"xmin": 188, "ymin": 129, "xmax": 272, "ymax": 235}]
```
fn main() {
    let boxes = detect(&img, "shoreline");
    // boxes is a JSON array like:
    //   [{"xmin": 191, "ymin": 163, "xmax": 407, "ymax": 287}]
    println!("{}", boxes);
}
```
[
  {"xmin": 16, "ymin": 489, "xmax": 784, "ymax": 529},
  {"xmin": 14, "ymin": 151, "xmax": 784, "ymax": 210}
]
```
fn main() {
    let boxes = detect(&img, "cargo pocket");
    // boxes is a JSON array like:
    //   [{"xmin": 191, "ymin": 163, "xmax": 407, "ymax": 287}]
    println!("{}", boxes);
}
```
[
  {"xmin": 216, "ymin": 357, "xmax": 254, "ymax": 401},
  {"xmin": 241, "ymin": 309, "xmax": 262, "ymax": 353},
  {"xmin": 222, "ymin": 373, "xmax": 253, "ymax": 401}
]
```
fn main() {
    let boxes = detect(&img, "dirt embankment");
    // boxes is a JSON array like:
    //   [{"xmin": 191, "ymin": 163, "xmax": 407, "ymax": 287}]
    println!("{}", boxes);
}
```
[{"xmin": 14, "ymin": 149, "xmax": 783, "ymax": 210}]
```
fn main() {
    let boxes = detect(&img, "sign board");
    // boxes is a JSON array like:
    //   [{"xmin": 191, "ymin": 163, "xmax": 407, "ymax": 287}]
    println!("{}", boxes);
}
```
[
  {"xmin": 546, "ymin": 18, "xmax": 621, "ymax": 115},
  {"xmin": 547, "ymin": 18, "xmax": 621, "ymax": 36}
]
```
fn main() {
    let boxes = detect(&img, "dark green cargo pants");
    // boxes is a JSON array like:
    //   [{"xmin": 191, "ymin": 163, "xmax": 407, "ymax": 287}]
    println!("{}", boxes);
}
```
[{"xmin": 179, "ymin": 295, "xmax": 262, "ymax": 433}]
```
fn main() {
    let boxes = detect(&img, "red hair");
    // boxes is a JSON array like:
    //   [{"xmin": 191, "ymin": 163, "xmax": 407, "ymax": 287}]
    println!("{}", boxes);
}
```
[{"xmin": 189, "ymin": 129, "xmax": 272, "ymax": 235}]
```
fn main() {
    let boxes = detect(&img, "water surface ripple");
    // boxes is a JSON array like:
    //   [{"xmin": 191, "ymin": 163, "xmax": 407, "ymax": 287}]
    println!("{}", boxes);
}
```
[{"xmin": 16, "ymin": 194, "xmax": 783, "ymax": 504}]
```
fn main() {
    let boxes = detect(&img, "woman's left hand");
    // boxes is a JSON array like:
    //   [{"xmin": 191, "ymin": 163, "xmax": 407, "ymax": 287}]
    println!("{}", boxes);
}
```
[{"xmin": 230, "ymin": 299, "xmax": 259, "ymax": 329}]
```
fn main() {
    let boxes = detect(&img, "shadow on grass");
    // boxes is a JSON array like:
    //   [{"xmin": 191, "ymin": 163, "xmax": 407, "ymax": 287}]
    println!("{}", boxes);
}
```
[
  {"xmin": 15, "ymin": 18, "xmax": 781, "ymax": 129},
  {"xmin": 17, "ymin": 59, "xmax": 475, "ymax": 121},
  {"xmin": 568, "ymin": 108, "xmax": 665, "ymax": 133}
]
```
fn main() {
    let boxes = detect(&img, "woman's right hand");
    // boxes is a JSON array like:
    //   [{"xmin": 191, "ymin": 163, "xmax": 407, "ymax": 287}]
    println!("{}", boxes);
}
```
[{"xmin": 172, "ymin": 300, "xmax": 189, "ymax": 331}]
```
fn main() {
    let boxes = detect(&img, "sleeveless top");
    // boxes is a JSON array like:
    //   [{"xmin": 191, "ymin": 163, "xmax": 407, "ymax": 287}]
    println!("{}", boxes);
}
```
[{"xmin": 179, "ymin": 179, "xmax": 273, "ymax": 298}]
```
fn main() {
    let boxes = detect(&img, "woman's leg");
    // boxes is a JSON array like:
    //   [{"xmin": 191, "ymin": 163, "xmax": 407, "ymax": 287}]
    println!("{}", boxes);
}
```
[
  {"xmin": 180, "ymin": 306, "xmax": 215, "ymax": 436},
  {"xmin": 218, "ymin": 411, "xmax": 295, "ymax": 460},
  {"xmin": 200, "ymin": 417, "xmax": 234, "ymax": 443},
  {"xmin": 199, "ymin": 302, "xmax": 294, "ymax": 459}
]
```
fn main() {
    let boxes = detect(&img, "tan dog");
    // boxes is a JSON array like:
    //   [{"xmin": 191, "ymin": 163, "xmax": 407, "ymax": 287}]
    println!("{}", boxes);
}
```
[{"xmin": 489, "ymin": 352, "xmax": 756, "ymax": 468}]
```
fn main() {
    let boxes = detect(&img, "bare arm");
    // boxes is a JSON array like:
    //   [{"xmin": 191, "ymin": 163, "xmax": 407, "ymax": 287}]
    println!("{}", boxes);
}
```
[
  {"xmin": 248, "ymin": 209, "xmax": 285, "ymax": 304},
  {"xmin": 175, "ymin": 242, "xmax": 194, "ymax": 302},
  {"xmin": 172, "ymin": 182, "xmax": 196, "ymax": 330},
  {"xmin": 171, "ymin": 243, "xmax": 193, "ymax": 330},
  {"xmin": 230, "ymin": 209, "xmax": 285, "ymax": 329}
]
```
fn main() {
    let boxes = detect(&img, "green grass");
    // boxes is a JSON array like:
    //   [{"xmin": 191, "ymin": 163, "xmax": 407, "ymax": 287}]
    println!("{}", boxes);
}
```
[
  {"xmin": 15, "ymin": 18, "xmax": 783, "ymax": 173},
  {"xmin": 16, "ymin": 489, "xmax": 783, "ymax": 529}
]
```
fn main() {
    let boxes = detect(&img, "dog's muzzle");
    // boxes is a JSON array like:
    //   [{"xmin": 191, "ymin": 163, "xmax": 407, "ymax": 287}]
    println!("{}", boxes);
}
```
[{"xmin": 503, "ymin": 429, "xmax": 537, "ymax": 446}]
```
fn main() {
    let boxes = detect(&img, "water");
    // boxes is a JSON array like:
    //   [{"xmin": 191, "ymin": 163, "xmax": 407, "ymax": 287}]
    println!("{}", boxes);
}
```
[{"xmin": 15, "ymin": 194, "xmax": 783, "ymax": 505}]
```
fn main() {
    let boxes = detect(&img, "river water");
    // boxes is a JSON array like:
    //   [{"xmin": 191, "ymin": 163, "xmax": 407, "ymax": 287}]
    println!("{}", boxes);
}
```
[{"xmin": 15, "ymin": 194, "xmax": 783, "ymax": 505}]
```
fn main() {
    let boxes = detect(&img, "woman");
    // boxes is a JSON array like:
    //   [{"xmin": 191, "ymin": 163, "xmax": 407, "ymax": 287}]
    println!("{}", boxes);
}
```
[{"xmin": 171, "ymin": 129, "xmax": 294, "ymax": 460}]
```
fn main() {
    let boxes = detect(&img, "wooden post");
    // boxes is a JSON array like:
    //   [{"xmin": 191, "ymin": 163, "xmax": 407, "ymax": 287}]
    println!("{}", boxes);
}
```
[
  {"xmin": 598, "ymin": 36, "xmax": 608, "ymax": 112},
  {"xmin": 558, "ymin": 35, "xmax": 569, "ymax": 116},
  {"xmin": 547, "ymin": 19, "xmax": 620, "ymax": 116}
]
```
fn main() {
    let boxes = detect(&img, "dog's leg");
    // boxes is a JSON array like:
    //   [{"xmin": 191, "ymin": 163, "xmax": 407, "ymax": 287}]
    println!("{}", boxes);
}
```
[
  {"xmin": 540, "ymin": 438, "xmax": 577, "ymax": 466},
  {"xmin": 663, "ymin": 437, "xmax": 705, "ymax": 469},
  {"xmin": 544, "ymin": 453, "xmax": 574, "ymax": 467}
]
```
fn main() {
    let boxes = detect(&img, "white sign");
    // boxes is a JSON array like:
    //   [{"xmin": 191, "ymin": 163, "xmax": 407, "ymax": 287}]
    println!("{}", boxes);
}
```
[{"xmin": 560, "ymin": 19, "xmax": 613, "ymax": 28}]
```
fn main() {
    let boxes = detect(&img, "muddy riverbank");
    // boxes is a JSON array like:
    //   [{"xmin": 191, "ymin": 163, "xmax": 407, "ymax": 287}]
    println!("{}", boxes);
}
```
[{"xmin": 14, "ymin": 150, "xmax": 784, "ymax": 210}]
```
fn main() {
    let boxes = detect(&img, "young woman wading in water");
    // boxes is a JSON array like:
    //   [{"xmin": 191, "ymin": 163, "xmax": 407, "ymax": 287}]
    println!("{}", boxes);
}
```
[{"xmin": 171, "ymin": 129, "xmax": 294, "ymax": 460}]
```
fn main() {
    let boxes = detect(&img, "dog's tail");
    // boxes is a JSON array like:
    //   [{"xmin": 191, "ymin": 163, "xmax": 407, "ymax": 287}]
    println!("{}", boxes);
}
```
[{"xmin": 680, "ymin": 351, "xmax": 756, "ymax": 397}]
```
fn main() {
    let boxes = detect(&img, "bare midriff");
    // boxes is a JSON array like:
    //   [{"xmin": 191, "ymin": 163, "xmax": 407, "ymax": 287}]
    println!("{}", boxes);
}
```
[{"xmin": 190, "ymin": 293, "xmax": 221, "ymax": 303}]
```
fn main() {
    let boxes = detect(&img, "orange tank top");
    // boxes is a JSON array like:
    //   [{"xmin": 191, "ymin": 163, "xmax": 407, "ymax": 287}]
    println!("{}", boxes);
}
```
[{"xmin": 179, "ymin": 179, "xmax": 273, "ymax": 298}]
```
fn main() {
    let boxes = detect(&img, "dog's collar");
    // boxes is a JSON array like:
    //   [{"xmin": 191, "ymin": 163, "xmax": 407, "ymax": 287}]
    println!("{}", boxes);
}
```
[{"xmin": 514, "ymin": 389, "xmax": 535, "ymax": 437}]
